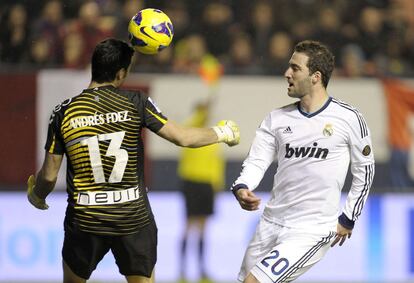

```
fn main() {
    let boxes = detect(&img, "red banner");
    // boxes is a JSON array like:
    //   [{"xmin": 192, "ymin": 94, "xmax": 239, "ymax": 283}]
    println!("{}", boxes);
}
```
[
  {"xmin": 0, "ymin": 74, "xmax": 36, "ymax": 186},
  {"xmin": 382, "ymin": 79, "xmax": 414, "ymax": 150}
]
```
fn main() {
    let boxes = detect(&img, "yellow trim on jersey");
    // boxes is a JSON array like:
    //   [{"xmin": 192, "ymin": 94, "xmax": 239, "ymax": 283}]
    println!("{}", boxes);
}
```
[
  {"xmin": 146, "ymin": 108, "xmax": 167, "ymax": 124},
  {"xmin": 49, "ymin": 135, "xmax": 56, "ymax": 153},
  {"xmin": 83, "ymin": 211, "xmax": 128, "ymax": 217},
  {"xmin": 74, "ymin": 218, "xmax": 101, "ymax": 224},
  {"xmin": 78, "ymin": 226, "xmax": 140, "ymax": 235}
]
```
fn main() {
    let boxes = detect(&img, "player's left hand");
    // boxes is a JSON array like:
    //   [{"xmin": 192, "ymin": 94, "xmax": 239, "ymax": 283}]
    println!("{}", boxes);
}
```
[
  {"xmin": 331, "ymin": 223, "xmax": 352, "ymax": 247},
  {"xmin": 27, "ymin": 175, "xmax": 49, "ymax": 210}
]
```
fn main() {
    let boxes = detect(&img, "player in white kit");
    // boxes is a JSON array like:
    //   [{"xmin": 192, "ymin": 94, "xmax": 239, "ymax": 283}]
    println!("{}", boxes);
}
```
[{"xmin": 231, "ymin": 40, "xmax": 375, "ymax": 283}]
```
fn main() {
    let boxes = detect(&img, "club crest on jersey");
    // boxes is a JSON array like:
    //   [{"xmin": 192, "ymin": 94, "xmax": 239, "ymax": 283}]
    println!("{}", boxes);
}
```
[
  {"xmin": 323, "ymin": 124, "xmax": 333, "ymax": 137},
  {"xmin": 362, "ymin": 145, "xmax": 371, "ymax": 156},
  {"xmin": 285, "ymin": 142, "xmax": 329, "ymax": 159}
]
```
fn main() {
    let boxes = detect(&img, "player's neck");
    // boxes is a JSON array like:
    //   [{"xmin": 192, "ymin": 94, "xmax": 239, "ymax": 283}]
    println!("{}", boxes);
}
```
[
  {"xmin": 299, "ymin": 90, "xmax": 329, "ymax": 114},
  {"xmin": 88, "ymin": 81, "xmax": 118, "ymax": 89}
]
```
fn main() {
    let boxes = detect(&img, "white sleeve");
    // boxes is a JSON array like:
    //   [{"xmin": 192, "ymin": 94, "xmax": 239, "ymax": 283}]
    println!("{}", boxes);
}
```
[
  {"xmin": 232, "ymin": 114, "xmax": 277, "ymax": 191},
  {"xmin": 340, "ymin": 111, "xmax": 375, "ymax": 228}
]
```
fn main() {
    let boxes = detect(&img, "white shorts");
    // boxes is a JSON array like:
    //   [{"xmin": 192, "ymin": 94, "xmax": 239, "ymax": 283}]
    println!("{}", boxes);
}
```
[{"xmin": 238, "ymin": 217, "xmax": 336, "ymax": 283}]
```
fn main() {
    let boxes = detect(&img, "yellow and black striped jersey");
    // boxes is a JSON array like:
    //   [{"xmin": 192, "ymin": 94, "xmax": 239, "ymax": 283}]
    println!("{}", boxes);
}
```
[{"xmin": 45, "ymin": 85, "xmax": 167, "ymax": 235}]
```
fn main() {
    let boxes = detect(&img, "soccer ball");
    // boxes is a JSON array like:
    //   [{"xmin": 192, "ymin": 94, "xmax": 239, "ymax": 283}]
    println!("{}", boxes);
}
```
[{"xmin": 128, "ymin": 8, "xmax": 174, "ymax": 55}]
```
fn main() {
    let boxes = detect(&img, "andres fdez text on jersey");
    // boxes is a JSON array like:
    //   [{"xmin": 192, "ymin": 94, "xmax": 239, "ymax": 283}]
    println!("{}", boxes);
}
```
[
  {"xmin": 284, "ymin": 142, "xmax": 329, "ymax": 159},
  {"xmin": 70, "ymin": 110, "xmax": 132, "ymax": 129}
]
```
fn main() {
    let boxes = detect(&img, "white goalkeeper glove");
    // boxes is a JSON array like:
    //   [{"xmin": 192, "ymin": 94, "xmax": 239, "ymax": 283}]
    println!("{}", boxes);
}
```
[
  {"xmin": 27, "ymin": 175, "xmax": 49, "ymax": 210},
  {"xmin": 212, "ymin": 120, "xmax": 240, "ymax": 146}
]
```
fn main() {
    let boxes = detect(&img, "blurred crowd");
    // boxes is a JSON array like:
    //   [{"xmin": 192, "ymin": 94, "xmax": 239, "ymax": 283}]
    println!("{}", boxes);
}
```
[{"xmin": 0, "ymin": 0, "xmax": 413, "ymax": 77}]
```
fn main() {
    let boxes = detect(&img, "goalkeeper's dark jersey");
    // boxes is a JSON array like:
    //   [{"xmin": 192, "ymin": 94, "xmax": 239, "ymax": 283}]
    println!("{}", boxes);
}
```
[{"xmin": 45, "ymin": 85, "xmax": 167, "ymax": 235}]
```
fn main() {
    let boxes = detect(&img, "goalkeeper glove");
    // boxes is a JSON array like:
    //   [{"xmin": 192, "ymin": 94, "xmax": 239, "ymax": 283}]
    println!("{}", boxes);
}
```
[
  {"xmin": 27, "ymin": 175, "xmax": 49, "ymax": 210},
  {"xmin": 213, "ymin": 120, "xmax": 240, "ymax": 146}
]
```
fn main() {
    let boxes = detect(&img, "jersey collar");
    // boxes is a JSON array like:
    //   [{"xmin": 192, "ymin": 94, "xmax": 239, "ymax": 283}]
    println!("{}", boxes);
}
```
[
  {"xmin": 85, "ymin": 85, "xmax": 116, "ymax": 91},
  {"xmin": 297, "ymin": 96, "xmax": 332, "ymax": 118}
]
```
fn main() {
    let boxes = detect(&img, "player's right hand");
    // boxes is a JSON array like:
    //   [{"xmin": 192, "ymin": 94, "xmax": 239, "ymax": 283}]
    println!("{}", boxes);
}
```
[
  {"xmin": 27, "ymin": 175, "xmax": 49, "ymax": 210},
  {"xmin": 235, "ymin": 188, "xmax": 261, "ymax": 211},
  {"xmin": 212, "ymin": 120, "xmax": 240, "ymax": 146}
]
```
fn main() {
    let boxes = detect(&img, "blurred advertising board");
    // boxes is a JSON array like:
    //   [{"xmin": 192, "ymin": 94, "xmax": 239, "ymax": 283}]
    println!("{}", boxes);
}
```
[{"xmin": 1, "ymin": 192, "xmax": 413, "ymax": 282}]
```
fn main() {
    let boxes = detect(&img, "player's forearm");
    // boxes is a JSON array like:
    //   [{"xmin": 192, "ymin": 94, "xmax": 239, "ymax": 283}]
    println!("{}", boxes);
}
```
[
  {"xmin": 158, "ymin": 120, "xmax": 217, "ymax": 147},
  {"xmin": 183, "ymin": 127, "xmax": 219, "ymax": 147},
  {"xmin": 342, "ymin": 163, "xmax": 375, "ymax": 225},
  {"xmin": 159, "ymin": 120, "xmax": 239, "ymax": 147},
  {"xmin": 233, "ymin": 163, "xmax": 265, "ymax": 192},
  {"xmin": 234, "ymin": 130, "xmax": 275, "ymax": 191},
  {"xmin": 181, "ymin": 120, "xmax": 242, "ymax": 147},
  {"xmin": 34, "ymin": 169, "xmax": 57, "ymax": 199},
  {"xmin": 167, "ymin": 126, "xmax": 219, "ymax": 147}
]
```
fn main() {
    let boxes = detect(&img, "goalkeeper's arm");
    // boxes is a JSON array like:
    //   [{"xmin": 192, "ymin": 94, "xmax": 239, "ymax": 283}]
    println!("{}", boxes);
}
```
[
  {"xmin": 27, "ymin": 152, "xmax": 63, "ymax": 210},
  {"xmin": 157, "ymin": 119, "xmax": 240, "ymax": 147}
]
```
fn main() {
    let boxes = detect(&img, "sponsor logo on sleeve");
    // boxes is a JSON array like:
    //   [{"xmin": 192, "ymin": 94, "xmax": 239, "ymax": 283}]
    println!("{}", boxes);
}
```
[{"xmin": 148, "ymin": 97, "xmax": 162, "ymax": 113}]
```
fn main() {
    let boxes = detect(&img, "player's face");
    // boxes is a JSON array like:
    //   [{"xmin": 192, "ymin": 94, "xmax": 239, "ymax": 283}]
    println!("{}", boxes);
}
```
[{"xmin": 284, "ymin": 52, "xmax": 313, "ymax": 98}]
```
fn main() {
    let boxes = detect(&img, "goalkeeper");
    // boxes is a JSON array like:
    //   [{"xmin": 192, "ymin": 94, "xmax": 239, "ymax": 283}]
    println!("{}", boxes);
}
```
[{"xmin": 27, "ymin": 38, "xmax": 240, "ymax": 283}]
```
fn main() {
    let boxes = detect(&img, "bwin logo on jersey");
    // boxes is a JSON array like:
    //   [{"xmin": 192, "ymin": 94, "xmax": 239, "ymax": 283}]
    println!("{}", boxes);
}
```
[{"xmin": 285, "ymin": 142, "xmax": 329, "ymax": 159}]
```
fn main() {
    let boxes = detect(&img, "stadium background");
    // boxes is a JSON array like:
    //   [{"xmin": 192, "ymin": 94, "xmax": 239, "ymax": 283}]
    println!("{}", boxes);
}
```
[{"xmin": 1, "ymin": 0, "xmax": 414, "ymax": 282}]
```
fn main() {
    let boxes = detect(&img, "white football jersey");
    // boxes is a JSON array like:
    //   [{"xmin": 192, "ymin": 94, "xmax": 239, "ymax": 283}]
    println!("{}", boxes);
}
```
[{"xmin": 234, "ymin": 97, "xmax": 375, "ymax": 230}]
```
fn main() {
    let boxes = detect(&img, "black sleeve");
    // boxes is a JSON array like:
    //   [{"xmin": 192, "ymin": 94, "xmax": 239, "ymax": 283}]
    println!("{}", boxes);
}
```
[
  {"xmin": 143, "ymin": 96, "xmax": 168, "ymax": 132},
  {"xmin": 127, "ymin": 90, "xmax": 168, "ymax": 133},
  {"xmin": 44, "ymin": 100, "xmax": 68, "ymax": 155}
]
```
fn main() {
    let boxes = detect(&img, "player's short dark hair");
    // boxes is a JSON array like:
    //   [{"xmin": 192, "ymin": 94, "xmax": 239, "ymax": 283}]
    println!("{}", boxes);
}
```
[
  {"xmin": 91, "ymin": 38, "xmax": 135, "ymax": 83},
  {"xmin": 294, "ymin": 40, "xmax": 335, "ymax": 88}
]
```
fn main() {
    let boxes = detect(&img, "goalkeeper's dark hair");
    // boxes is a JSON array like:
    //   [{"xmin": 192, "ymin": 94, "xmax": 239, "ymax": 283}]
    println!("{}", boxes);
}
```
[
  {"xmin": 294, "ymin": 40, "xmax": 335, "ymax": 88},
  {"xmin": 91, "ymin": 38, "xmax": 134, "ymax": 83}
]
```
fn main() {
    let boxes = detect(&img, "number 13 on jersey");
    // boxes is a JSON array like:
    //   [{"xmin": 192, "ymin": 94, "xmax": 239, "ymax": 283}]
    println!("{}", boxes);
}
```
[{"xmin": 80, "ymin": 131, "xmax": 128, "ymax": 183}]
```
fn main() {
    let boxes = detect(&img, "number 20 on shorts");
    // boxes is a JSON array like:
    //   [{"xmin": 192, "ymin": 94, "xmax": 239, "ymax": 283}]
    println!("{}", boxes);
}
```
[{"xmin": 260, "ymin": 249, "xmax": 289, "ymax": 276}]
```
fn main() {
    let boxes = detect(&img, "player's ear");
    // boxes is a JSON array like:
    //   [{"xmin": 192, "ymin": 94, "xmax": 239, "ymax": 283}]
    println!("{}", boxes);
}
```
[
  {"xmin": 311, "ymin": 71, "xmax": 322, "ymax": 84},
  {"xmin": 117, "ymin": 68, "xmax": 128, "ymax": 81}
]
